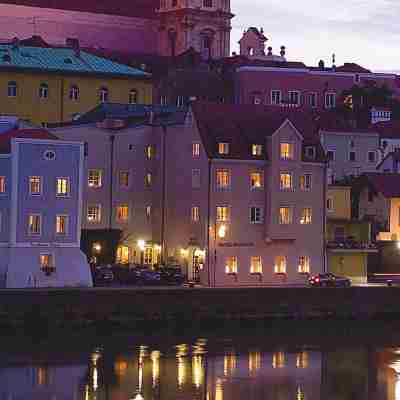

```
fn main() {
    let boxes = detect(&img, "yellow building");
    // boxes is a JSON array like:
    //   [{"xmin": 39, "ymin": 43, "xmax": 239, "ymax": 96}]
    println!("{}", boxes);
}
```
[
  {"xmin": 326, "ymin": 185, "xmax": 377, "ymax": 284},
  {"xmin": 0, "ymin": 41, "xmax": 152, "ymax": 125}
]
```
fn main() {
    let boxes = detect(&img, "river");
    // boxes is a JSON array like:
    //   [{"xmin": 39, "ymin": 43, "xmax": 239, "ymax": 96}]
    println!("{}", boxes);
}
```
[{"xmin": 1, "ymin": 321, "xmax": 400, "ymax": 399}]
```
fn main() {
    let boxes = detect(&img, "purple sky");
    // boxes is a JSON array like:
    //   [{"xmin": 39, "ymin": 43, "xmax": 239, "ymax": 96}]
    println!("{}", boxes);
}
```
[{"xmin": 230, "ymin": 0, "xmax": 400, "ymax": 72}]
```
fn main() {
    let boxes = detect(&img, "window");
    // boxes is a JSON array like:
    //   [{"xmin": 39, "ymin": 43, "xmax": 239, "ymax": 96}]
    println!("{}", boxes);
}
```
[
  {"xmin": 305, "ymin": 146, "xmax": 316, "ymax": 159},
  {"xmin": 160, "ymin": 95, "xmax": 168, "ymax": 105},
  {"xmin": 88, "ymin": 170, "xmax": 102, "ymax": 188},
  {"xmin": 398, "ymin": 207, "xmax": 400, "ymax": 227},
  {"xmin": 250, "ymin": 256, "xmax": 262, "ymax": 274},
  {"xmin": 56, "ymin": 177, "xmax": 70, "ymax": 197},
  {"xmin": 146, "ymin": 205, "xmax": 151, "ymax": 219},
  {"xmin": 0, "ymin": 176, "xmax": 6, "ymax": 193},
  {"xmin": 368, "ymin": 188, "xmax": 374, "ymax": 202},
  {"xmin": 192, "ymin": 142, "xmax": 200, "ymax": 158},
  {"xmin": 296, "ymin": 352, "xmax": 309, "ymax": 368},
  {"xmin": 274, "ymin": 256, "xmax": 287, "ymax": 274},
  {"xmin": 217, "ymin": 206, "xmax": 230, "ymax": 222},
  {"xmin": 84, "ymin": 142, "xmax": 89, "ymax": 156},
  {"xmin": 280, "ymin": 173, "xmax": 293, "ymax": 191},
  {"xmin": 129, "ymin": 89, "xmax": 138, "ymax": 104},
  {"xmin": 225, "ymin": 256, "xmax": 237, "ymax": 274},
  {"xmin": 349, "ymin": 151, "xmax": 356, "ymax": 162},
  {"xmin": 203, "ymin": 0, "xmax": 212, "ymax": 7},
  {"xmin": 28, "ymin": 214, "xmax": 41, "ymax": 235},
  {"xmin": 309, "ymin": 92, "xmax": 317, "ymax": 108},
  {"xmin": 280, "ymin": 143, "xmax": 294, "ymax": 160},
  {"xmin": 40, "ymin": 254, "xmax": 54, "ymax": 270},
  {"xmin": 177, "ymin": 96, "xmax": 185, "ymax": 107},
  {"xmin": 119, "ymin": 171, "xmax": 130, "ymax": 188},
  {"xmin": 216, "ymin": 169, "xmax": 230, "ymax": 189},
  {"xmin": 145, "ymin": 172, "xmax": 152, "ymax": 187},
  {"xmin": 325, "ymin": 92, "xmax": 336, "ymax": 108},
  {"xmin": 300, "ymin": 208, "xmax": 312, "ymax": 224},
  {"xmin": 29, "ymin": 176, "xmax": 42, "ymax": 195},
  {"xmin": 192, "ymin": 169, "xmax": 201, "ymax": 188},
  {"xmin": 7, "ymin": 81, "xmax": 17, "ymax": 97},
  {"xmin": 271, "ymin": 90, "xmax": 281, "ymax": 105},
  {"xmin": 56, "ymin": 215, "xmax": 69, "ymax": 235},
  {"xmin": 128, "ymin": 144, "xmax": 134, "ymax": 151},
  {"xmin": 327, "ymin": 150, "xmax": 335, "ymax": 161},
  {"xmin": 145, "ymin": 145, "xmax": 154, "ymax": 160},
  {"xmin": 218, "ymin": 142, "xmax": 229, "ymax": 155},
  {"xmin": 0, "ymin": 211, "xmax": 2, "ymax": 233},
  {"xmin": 279, "ymin": 207, "xmax": 292, "ymax": 224},
  {"xmin": 334, "ymin": 226, "xmax": 345, "ymax": 241},
  {"xmin": 116, "ymin": 205, "xmax": 129, "ymax": 222},
  {"xmin": 191, "ymin": 206, "xmax": 200, "ymax": 222},
  {"xmin": 272, "ymin": 352, "xmax": 285, "ymax": 368},
  {"xmin": 327, "ymin": 197, "xmax": 334, "ymax": 212},
  {"xmin": 288, "ymin": 90, "xmax": 300, "ymax": 106},
  {"xmin": 99, "ymin": 87, "xmax": 109, "ymax": 103},
  {"xmin": 69, "ymin": 85, "xmax": 79, "ymax": 100},
  {"xmin": 252, "ymin": 144, "xmax": 263, "ymax": 156},
  {"xmin": 252, "ymin": 94, "xmax": 262, "ymax": 105},
  {"xmin": 39, "ymin": 83, "xmax": 48, "ymax": 99},
  {"xmin": 298, "ymin": 256, "xmax": 310, "ymax": 274},
  {"xmin": 144, "ymin": 247, "xmax": 153, "ymax": 265},
  {"xmin": 300, "ymin": 174, "xmax": 312, "ymax": 191},
  {"xmin": 250, "ymin": 172, "xmax": 263, "ymax": 190},
  {"xmin": 354, "ymin": 74, "xmax": 360, "ymax": 84},
  {"xmin": 368, "ymin": 151, "xmax": 376, "ymax": 163},
  {"xmin": 250, "ymin": 207, "xmax": 263, "ymax": 224},
  {"xmin": 87, "ymin": 205, "xmax": 101, "ymax": 223}
]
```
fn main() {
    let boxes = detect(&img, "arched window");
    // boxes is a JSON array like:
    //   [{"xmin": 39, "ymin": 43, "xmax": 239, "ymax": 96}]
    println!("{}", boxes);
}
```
[
  {"xmin": 39, "ymin": 83, "xmax": 49, "ymax": 99},
  {"xmin": 99, "ymin": 87, "xmax": 109, "ymax": 103},
  {"xmin": 7, "ymin": 81, "xmax": 17, "ymax": 97},
  {"xmin": 69, "ymin": 85, "xmax": 79, "ymax": 101},
  {"xmin": 129, "ymin": 89, "xmax": 138, "ymax": 104}
]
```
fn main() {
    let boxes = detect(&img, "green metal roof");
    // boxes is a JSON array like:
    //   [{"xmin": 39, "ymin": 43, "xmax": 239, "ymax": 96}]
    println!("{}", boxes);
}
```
[{"xmin": 0, "ymin": 44, "xmax": 151, "ymax": 78}]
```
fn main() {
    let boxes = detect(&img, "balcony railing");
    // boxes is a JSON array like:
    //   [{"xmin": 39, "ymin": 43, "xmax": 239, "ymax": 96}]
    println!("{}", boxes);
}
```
[{"xmin": 327, "ymin": 240, "xmax": 377, "ymax": 251}]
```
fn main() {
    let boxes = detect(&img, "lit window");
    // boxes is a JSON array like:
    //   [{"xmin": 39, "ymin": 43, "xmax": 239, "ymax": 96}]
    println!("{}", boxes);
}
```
[
  {"xmin": 216, "ymin": 169, "xmax": 230, "ymax": 189},
  {"xmin": 250, "ymin": 256, "xmax": 262, "ymax": 274},
  {"xmin": 39, "ymin": 83, "xmax": 49, "ymax": 99},
  {"xmin": 298, "ymin": 256, "xmax": 310, "ymax": 274},
  {"xmin": 144, "ymin": 247, "xmax": 153, "ymax": 265},
  {"xmin": 217, "ymin": 206, "xmax": 230, "ymax": 222},
  {"xmin": 145, "ymin": 172, "xmax": 152, "ymax": 187},
  {"xmin": 300, "ymin": 174, "xmax": 312, "ymax": 191},
  {"xmin": 249, "ymin": 352, "xmax": 261, "ymax": 374},
  {"xmin": 280, "ymin": 173, "xmax": 293, "ymax": 190},
  {"xmin": 69, "ymin": 85, "xmax": 79, "ymax": 100},
  {"xmin": 325, "ymin": 92, "xmax": 336, "ymax": 108},
  {"xmin": 99, "ymin": 87, "xmax": 109, "ymax": 103},
  {"xmin": 279, "ymin": 207, "xmax": 292, "ymax": 224},
  {"xmin": 56, "ymin": 215, "xmax": 68, "ymax": 235},
  {"xmin": 327, "ymin": 197, "xmax": 334, "ymax": 212},
  {"xmin": 280, "ymin": 143, "xmax": 294, "ymax": 160},
  {"xmin": 87, "ymin": 205, "xmax": 101, "ymax": 223},
  {"xmin": 88, "ymin": 170, "xmax": 102, "ymax": 188},
  {"xmin": 272, "ymin": 352, "xmax": 285, "ymax": 368},
  {"xmin": 119, "ymin": 171, "xmax": 130, "ymax": 188},
  {"xmin": 250, "ymin": 172, "xmax": 263, "ymax": 190},
  {"xmin": 218, "ymin": 142, "xmax": 229, "ymax": 155},
  {"xmin": 192, "ymin": 142, "xmax": 200, "ymax": 158},
  {"xmin": 129, "ymin": 89, "xmax": 138, "ymax": 104},
  {"xmin": 145, "ymin": 205, "xmax": 151, "ymax": 219},
  {"xmin": 7, "ymin": 81, "xmax": 17, "ymax": 97},
  {"xmin": 300, "ymin": 208, "xmax": 312, "ymax": 224},
  {"xmin": 28, "ymin": 214, "xmax": 41, "ymax": 235},
  {"xmin": 274, "ymin": 256, "xmax": 287, "ymax": 274},
  {"xmin": 192, "ymin": 169, "xmax": 201, "ymax": 188},
  {"xmin": 116, "ymin": 205, "xmax": 129, "ymax": 222},
  {"xmin": 224, "ymin": 353, "xmax": 237, "ymax": 376},
  {"xmin": 271, "ymin": 90, "xmax": 281, "ymax": 105},
  {"xmin": 40, "ymin": 254, "xmax": 54, "ymax": 270},
  {"xmin": 252, "ymin": 144, "xmax": 263, "ymax": 156},
  {"xmin": 250, "ymin": 207, "xmax": 263, "ymax": 224},
  {"xmin": 296, "ymin": 352, "xmax": 309, "ymax": 368},
  {"xmin": 145, "ymin": 145, "xmax": 154, "ymax": 160},
  {"xmin": 225, "ymin": 256, "xmax": 237, "ymax": 274},
  {"xmin": 56, "ymin": 177, "xmax": 70, "ymax": 197},
  {"xmin": 191, "ymin": 206, "xmax": 200, "ymax": 222},
  {"xmin": 288, "ymin": 90, "xmax": 300, "ymax": 106},
  {"xmin": 0, "ymin": 176, "xmax": 6, "ymax": 193}
]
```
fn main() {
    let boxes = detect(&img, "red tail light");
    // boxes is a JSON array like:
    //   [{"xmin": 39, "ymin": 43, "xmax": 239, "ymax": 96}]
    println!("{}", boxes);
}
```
[{"xmin": 315, "ymin": 277, "xmax": 320, "ymax": 282}]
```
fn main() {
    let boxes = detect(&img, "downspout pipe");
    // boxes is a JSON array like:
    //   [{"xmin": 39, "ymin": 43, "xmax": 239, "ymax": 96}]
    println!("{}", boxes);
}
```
[
  {"xmin": 109, "ymin": 134, "xmax": 115, "ymax": 230},
  {"xmin": 206, "ymin": 157, "xmax": 212, "ymax": 287}
]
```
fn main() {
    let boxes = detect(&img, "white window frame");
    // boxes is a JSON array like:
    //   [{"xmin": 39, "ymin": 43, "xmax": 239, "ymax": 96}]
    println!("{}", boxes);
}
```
[
  {"xmin": 216, "ymin": 205, "xmax": 230, "ymax": 222},
  {"xmin": 7, "ymin": 81, "xmax": 17, "ymax": 97},
  {"xmin": 252, "ymin": 144, "xmax": 263, "ymax": 156},
  {"xmin": 300, "ymin": 207, "xmax": 312, "ymax": 225},
  {"xmin": 0, "ymin": 176, "xmax": 6, "ymax": 194},
  {"xmin": 177, "ymin": 95, "xmax": 185, "ymax": 107},
  {"xmin": 218, "ymin": 142, "xmax": 230, "ymax": 155},
  {"xmin": 39, "ymin": 83, "xmax": 49, "ymax": 99},
  {"xmin": 145, "ymin": 172, "xmax": 152, "ymax": 188},
  {"xmin": 288, "ymin": 90, "xmax": 301, "ymax": 106},
  {"xmin": 271, "ymin": 90, "xmax": 282, "ymax": 105},
  {"xmin": 326, "ymin": 149, "xmax": 336, "ymax": 162},
  {"xmin": 216, "ymin": 169, "xmax": 231, "ymax": 190},
  {"xmin": 99, "ymin": 87, "xmax": 109, "ymax": 103},
  {"xmin": 28, "ymin": 213, "xmax": 42, "ymax": 236},
  {"xmin": 327, "ymin": 197, "xmax": 334, "ymax": 212},
  {"xmin": 280, "ymin": 172, "xmax": 293, "ymax": 191},
  {"xmin": 87, "ymin": 204, "xmax": 102, "ymax": 223},
  {"xmin": 160, "ymin": 95, "xmax": 168, "ymax": 106},
  {"xmin": 309, "ymin": 92, "xmax": 317, "ymax": 108},
  {"xmin": 300, "ymin": 173, "xmax": 312, "ymax": 191},
  {"xmin": 88, "ymin": 169, "xmax": 102, "ymax": 188},
  {"xmin": 250, "ymin": 206, "xmax": 264, "ymax": 224},
  {"xmin": 55, "ymin": 214, "xmax": 69, "ymax": 236},
  {"xmin": 191, "ymin": 206, "xmax": 200, "ymax": 223},
  {"xmin": 192, "ymin": 142, "xmax": 201, "ymax": 158},
  {"xmin": 69, "ymin": 85, "xmax": 79, "ymax": 101},
  {"xmin": 145, "ymin": 205, "xmax": 151, "ymax": 219},
  {"xmin": 56, "ymin": 177, "xmax": 70, "ymax": 198},
  {"xmin": 325, "ymin": 92, "xmax": 336, "ymax": 109}
]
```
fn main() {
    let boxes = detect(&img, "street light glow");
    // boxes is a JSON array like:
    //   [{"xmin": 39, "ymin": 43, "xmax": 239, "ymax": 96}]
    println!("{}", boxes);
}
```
[
  {"xmin": 138, "ymin": 240, "xmax": 146, "ymax": 250},
  {"xmin": 93, "ymin": 243, "xmax": 101, "ymax": 252},
  {"xmin": 218, "ymin": 224, "xmax": 227, "ymax": 239}
]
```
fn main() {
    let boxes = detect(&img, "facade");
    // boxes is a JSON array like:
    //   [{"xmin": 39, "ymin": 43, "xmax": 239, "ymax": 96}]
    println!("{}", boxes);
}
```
[
  {"xmin": 376, "ymin": 150, "xmax": 400, "ymax": 173},
  {"xmin": 326, "ymin": 185, "xmax": 377, "ymax": 283},
  {"xmin": 374, "ymin": 120, "xmax": 400, "ymax": 161},
  {"xmin": 52, "ymin": 102, "xmax": 327, "ymax": 286},
  {"xmin": 0, "ymin": 0, "xmax": 233, "ymax": 57},
  {"xmin": 0, "ymin": 41, "xmax": 152, "ymax": 125},
  {"xmin": 0, "ymin": 129, "xmax": 92, "ymax": 287}
]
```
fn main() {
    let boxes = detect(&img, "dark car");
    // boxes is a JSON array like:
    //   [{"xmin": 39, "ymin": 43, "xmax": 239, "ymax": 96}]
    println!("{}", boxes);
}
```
[
  {"xmin": 94, "ymin": 267, "xmax": 114, "ymax": 285},
  {"xmin": 159, "ymin": 267, "xmax": 185, "ymax": 285},
  {"xmin": 137, "ymin": 269, "xmax": 161, "ymax": 285},
  {"xmin": 309, "ymin": 273, "xmax": 351, "ymax": 287}
]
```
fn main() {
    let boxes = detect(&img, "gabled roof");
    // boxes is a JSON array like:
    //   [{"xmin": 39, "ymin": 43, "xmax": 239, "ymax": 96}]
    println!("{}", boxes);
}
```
[
  {"xmin": 0, "ymin": 0, "xmax": 159, "ymax": 19},
  {"xmin": 335, "ymin": 63, "xmax": 371, "ymax": 73},
  {"xmin": 363, "ymin": 173, "xmax": 400, "ymax": 198},
  {"xmin": 0, "ymin": 43, "xmax": 150, "ymax": 78},
  {"xmin": 192, "ymin": 101, "xmax": 326, "ymax": 161},
  {"xmin": 0, "ymin": 128, "xmax": 58, "ymax": 153},
  {"xmin": 373, "ymin": 120, "xmax": 400, "ymax": 139}
]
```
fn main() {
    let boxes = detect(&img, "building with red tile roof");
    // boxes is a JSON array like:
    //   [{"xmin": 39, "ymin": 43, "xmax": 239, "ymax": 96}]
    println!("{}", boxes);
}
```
[{"xmin": 0, "ymin": 128, "xmax": 58, "ymax": 153}]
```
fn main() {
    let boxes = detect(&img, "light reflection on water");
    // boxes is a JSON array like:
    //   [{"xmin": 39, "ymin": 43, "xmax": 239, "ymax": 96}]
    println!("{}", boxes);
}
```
[{"xmin": 2, "ymin": 336, "xmax": 400, "ymax": 399}]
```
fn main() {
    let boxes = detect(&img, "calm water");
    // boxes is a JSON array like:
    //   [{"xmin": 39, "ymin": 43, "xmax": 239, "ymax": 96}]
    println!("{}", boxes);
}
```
[{"xmin": 1, "ymin": 323, "xmax": 400, "ymax": 400}]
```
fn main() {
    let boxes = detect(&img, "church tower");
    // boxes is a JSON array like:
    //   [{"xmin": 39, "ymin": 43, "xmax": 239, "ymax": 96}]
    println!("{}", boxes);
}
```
[{"xmin": 157, "ymin": 0, "xmax": 234, "ymax": 58}]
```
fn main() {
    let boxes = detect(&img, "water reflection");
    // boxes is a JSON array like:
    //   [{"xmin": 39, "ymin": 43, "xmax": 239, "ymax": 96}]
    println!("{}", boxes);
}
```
[{"xmin": 3, "ymin": 335, "xmax": 400, "ymax": 399}]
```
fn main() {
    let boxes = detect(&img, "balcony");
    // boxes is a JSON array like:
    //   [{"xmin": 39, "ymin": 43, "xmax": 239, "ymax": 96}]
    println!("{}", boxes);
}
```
[{"xmin": 327, "ymin": 239, "xmax": 378, "ymax": 253}]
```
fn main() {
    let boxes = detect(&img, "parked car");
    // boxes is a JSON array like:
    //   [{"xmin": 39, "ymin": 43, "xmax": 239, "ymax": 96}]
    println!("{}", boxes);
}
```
[
  {"xmin": 136, "ymin": 268, "xmax": 161, "ymax": 285},
  {"xmin": 94, "ymin": 267, "xmax": 114, "ymax": 285},
  {"xmin": 110, "ymin": 265, "xmax": 140, "ymax": 285},
  {"xmin": 308, "ymin": 273, "xmax": 351, "ymax": 287},
  {"xmin": 159, "ymin": 266, "xmax": 185, "ymax": 285}
]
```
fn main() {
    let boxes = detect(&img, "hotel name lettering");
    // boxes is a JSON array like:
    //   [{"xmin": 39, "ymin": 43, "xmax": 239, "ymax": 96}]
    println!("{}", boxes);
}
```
[{"xmin": 219, "ymin": 242, "xmax": 254, "ymax": 247}]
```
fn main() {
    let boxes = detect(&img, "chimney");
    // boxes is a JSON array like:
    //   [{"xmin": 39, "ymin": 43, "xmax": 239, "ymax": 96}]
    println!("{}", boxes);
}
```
[
  {"xmin": 280, "ymin": 45, "xmax": 286, "ymax": 58},
  {"xmin": 267, "ymin": 46, "xmax": 273, "ymax": 56},
  {"xmin": 318, "ymin": 60, "xmax": 325, "ymax": 69},
  {"xmin": 66, "ymin": 38, "xmax": 80, "ymax": 57}
]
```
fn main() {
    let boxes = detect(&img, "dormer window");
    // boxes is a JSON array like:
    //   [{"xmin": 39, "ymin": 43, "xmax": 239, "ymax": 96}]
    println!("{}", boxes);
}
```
[
  {"xmin": 252, "ymin": 144, "xmax": 263, "ymax": 156},
  {"xmin": 305, "ymin": 146, "xmax": 316, "ymax": 159},
  {"xmin": 218, "ymin": 142, "xmax": 229, "ymax": 155}
]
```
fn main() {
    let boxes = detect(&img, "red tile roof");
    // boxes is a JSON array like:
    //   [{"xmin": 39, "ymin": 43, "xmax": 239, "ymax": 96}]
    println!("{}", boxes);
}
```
[
  {"xmin": 373, "ymin": 120, "xmax": 400, "ymax": 139},
  {"xmin": 0, "ymin": 128, "xmax": 58, "ymax": 153},
  {"xmin": 0, "ymin": 0, "xmax": 159, "ymax": 19},
  {"xmin": 364, "ymin": 173, "xmax": 400, "ymax": 198}
]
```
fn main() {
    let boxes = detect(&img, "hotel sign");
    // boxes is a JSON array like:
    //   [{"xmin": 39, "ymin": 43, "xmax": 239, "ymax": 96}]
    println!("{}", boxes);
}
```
[{"xmin": 218, "ymin": 242, "xmax": 254, "ymax": 247}]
